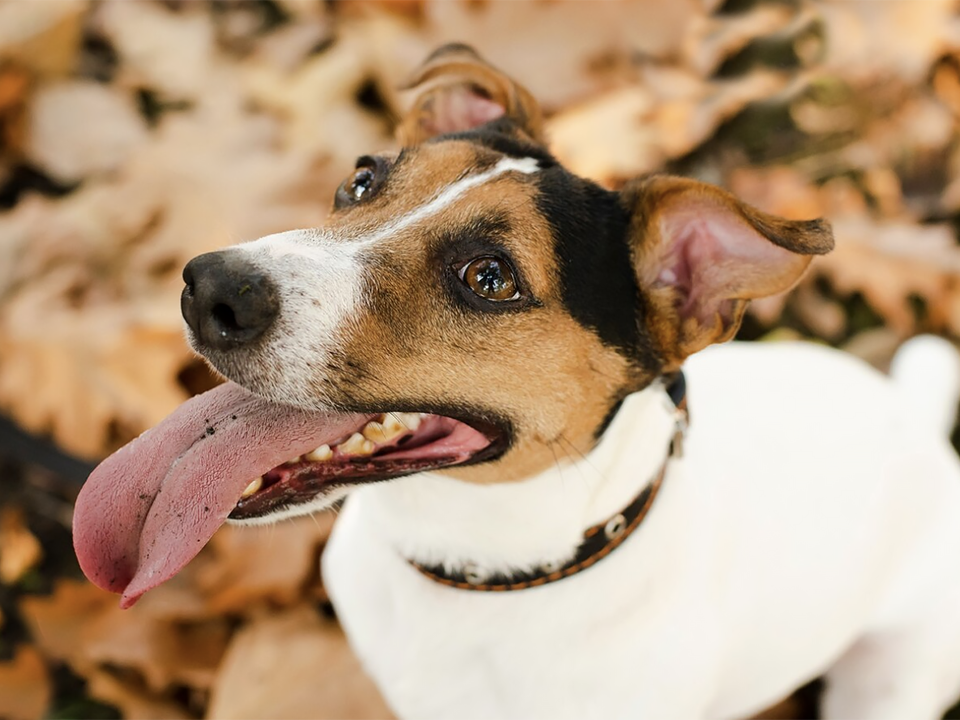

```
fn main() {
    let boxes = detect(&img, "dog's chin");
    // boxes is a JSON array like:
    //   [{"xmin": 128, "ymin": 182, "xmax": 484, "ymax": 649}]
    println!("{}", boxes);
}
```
[{"xmin": 225, "ymin": 408, "xmax": 510, "ymax": 523}]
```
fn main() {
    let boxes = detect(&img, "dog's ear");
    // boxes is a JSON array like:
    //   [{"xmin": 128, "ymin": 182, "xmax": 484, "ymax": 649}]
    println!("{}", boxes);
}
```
[
  {"xmin": 397, "ymin": 43, "xmax": 544, "ymax": 145},
  {"xmin": 621, "ymin": 175, "xmax": 833, "ymax": 370}
]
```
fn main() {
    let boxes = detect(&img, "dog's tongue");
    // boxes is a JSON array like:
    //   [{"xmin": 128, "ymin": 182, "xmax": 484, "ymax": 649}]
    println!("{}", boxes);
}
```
[{"xmin": 73, "ymin": 382, "xmax": 364, "ymax": 608}]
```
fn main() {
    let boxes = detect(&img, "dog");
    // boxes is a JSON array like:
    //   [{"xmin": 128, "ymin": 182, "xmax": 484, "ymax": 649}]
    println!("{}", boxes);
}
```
[{"xmin": 74, "ymin": 45, "xmax": 960, "ymax": 719}]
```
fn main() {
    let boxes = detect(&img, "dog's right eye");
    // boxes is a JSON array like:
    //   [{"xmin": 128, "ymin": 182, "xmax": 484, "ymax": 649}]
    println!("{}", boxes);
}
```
[
  {"xmin": 335, "ymin": 157, "xmax": 385, "ymax": 209},
  {"xmin": 459, "ymin": 256, "xmax": 521, "ymax": 302}
]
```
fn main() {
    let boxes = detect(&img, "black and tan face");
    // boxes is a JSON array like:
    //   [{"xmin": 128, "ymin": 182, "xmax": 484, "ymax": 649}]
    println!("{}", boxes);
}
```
[{"xmin": 179, "ymin": 44, "xmax": 834, "ymax": 520}]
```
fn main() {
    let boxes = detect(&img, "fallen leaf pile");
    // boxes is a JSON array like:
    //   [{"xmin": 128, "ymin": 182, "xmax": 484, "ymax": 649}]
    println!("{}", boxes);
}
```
[{"xmin": 1, "ymin": 1, "xmax": 960, "ymax": 718}]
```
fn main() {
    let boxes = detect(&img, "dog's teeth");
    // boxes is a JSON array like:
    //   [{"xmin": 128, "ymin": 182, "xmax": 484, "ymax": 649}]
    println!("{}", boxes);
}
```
[
  {"xmin": 384, "ymin": 413, "xmax": 422, "ymax": 433},
  {"xmin": 241, "ymin": 477, "xmax": 263, "ymax": 498},
  {"xmin": 340, "ymin": 432, "xmax": 375, "ymax": 456},
  {"xmin": 305, "ymin": 445, "xmax": 333, "ymax": 462},
  {"xmin": 362, "ymin": 421, "xmax": 388, "ymax": 443},
  {"xmin": 364, "ymin": 418, "xmax": 408, "ymax": 443},
  {"xmin": 286, "ymin": 455, "xmax": 301, "ymax": 465},
  {"xmin": 381, "ymin": 414, "xmax": 406, "ymax": 436}
]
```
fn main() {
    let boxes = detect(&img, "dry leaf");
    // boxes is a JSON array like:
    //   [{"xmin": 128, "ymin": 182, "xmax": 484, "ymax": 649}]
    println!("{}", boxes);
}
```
[
  {"xmin": 130, "ymin": 512, "xmax": 333, "ymax": 622},
  {"xmin": 19, "ymin": 579, "xmax": 116, "ymax": 665},
  {"xmin": 86, "ymin": 668, "xmax": 192, "ymax": 720},
  {"xmin": 682, "ymin": 3, "xmax": 798, "ymax": 76},
  {"xmin": 207, "ymin": 605, "xmax": 393, "ymax": 720},
  {"xmin": 0, "ymin": 507, "xmax": 42, "ymax": 584},
  {"xmin": 546, "ymin": 87, "xmax": 660, "ymax": 185},
  {"xmin": 25, "ymin": 80, "xmax": 149, "ymax": 183},
  {"xmin": 422, "ymin": 0, "xmax": 701, "ymax": 110},
  {"xmin": 0, "ymin": 645, "xmax": 51, "ymax": 720},
  {"xmin": 97, "ymin": 0, "xmax": 218, "ymax": 100},
  {"xmin": 656, "ymin": 70, "xmax": 794, "ymax": 159},
  {"xmin": 21, "ymin": 578, "xmax": 230, "ymax": 693},
  {"xmin": 0, "ymin": 62, "xmax": 30, "ymax": 158},
  {"xmin": 841, "ymin": 328, "xmax": 904, "ymax": 371},
  {"xmin": 728, "ymin": 166, "xmax": 826, "ymax": 221},
  {"xmin": 195, "ymin": 514, "xmax": 334, "ymax": 614},
  {"xmin": 0, "ymin": 0, "xmax": 87, "ymax": 78},
  {"xmin": 819, "ymin": 0, "xmax": 956, "ymax": 83},
  {"xmin": 819, "ymin": 218, "xmax": 960, "ymax": 334}
]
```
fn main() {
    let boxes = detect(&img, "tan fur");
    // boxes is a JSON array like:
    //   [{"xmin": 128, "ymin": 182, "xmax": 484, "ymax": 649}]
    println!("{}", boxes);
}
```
[{"xmin": 318, "ymin": 142, "xmax": 634, "ymax": 484}]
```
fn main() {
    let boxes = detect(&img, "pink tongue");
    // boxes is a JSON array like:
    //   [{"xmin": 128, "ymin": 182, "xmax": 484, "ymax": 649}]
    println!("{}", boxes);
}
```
[{"xmin": 72, "ymin": 382, "xmax": 365, "ymax": 608}]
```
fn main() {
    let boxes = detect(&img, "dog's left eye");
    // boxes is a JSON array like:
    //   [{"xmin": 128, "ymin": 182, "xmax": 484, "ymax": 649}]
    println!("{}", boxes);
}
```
[
  {"xmin": 459, "ymin": 257, "xmax": 520, "ymax": 302},
  {"xmin": 335, "ymin": 157, "xmax": 385, "ymax": 208}
]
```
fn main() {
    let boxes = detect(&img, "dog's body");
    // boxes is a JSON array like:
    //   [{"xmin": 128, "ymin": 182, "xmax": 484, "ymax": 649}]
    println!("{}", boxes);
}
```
[
  {"xmin": 73, "ymin": 45, "xmax": 960, "ymax": 719},
  {"xmin": 326, "ymin": 340, "xmax": 960, "ymax": 719}
]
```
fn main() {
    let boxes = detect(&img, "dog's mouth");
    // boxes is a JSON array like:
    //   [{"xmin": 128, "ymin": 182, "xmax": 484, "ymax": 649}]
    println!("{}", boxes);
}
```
[
  {"xmin": 72, "ymin": 381, "xmax": 506, "ymax": 608},
  {"xmin": 230, "ymin": 411, "xmax": 504, "ymax": 521}
]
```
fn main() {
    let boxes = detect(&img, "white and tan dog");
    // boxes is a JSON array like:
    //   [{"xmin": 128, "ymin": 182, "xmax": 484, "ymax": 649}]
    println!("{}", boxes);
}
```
[{"xmin": 74, "ymin": 46, "xmax": 960, "ymax": 719}]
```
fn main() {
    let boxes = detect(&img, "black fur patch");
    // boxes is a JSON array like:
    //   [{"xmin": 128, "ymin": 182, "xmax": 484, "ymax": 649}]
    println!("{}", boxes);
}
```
[
  {"xmin": 434, "ymin": 119, "xmax": 555, "ymax": 166},
  {"xmin": 534, "ymin": 166, "xmax": 658, "ymax": 367}
]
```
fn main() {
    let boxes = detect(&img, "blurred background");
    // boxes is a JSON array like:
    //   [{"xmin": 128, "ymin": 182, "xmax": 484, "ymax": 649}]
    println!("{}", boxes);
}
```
[{"xmin": 1, "ymin": 0, "xmax": 960, "ymax": 718}]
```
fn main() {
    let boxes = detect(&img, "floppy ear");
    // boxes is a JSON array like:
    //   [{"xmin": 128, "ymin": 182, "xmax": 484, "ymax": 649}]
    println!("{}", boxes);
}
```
[
  {"xmin": 621, "ymin": 175, "xmax": 834, "ymax": 370},
  {"xmin": 397, "ymin": 43, "xmax": 544, "ymax": 145}
]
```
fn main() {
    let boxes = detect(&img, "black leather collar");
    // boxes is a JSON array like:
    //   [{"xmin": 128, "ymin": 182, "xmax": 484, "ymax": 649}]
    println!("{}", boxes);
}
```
[{"xmin": 409, "ymin": 372, "xmax": 688, "ymax": 592}]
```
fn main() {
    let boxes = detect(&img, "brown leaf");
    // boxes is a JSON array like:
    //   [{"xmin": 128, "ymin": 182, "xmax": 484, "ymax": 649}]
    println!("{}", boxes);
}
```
[
  {"xmin": 20, "ymin": 579, "xmax": 230, "ymax": 692},
  {"xmin": 0, "ymin": 507, "xmax": 42, "ymax": 584},
  {"xmin": 682, "ymin": 3, "xmax": 798, "ymax": 76},
  {"xmin": 818, "ymin": 218, "xmax": 960, "ymax": 334},
  {"xmin": 86, "ymin": 668, "xmax": 192, "ymax": 720},
  {"xmin": 546, "ymin": 87, "xmax": 661, "ymax": 185},
  {"xmin": 97, "ymin": 1, "xmax": 217, "ymax": 101},
  {"xmin": 420, "ymin": 0, "xmax": 702, "ymax": 111},
  {"xmin": 0, "ymin": 1, "xmax": 87, "ymax": 78},
  {"xmin": 132, "ymin": 514, "xmax": 333, "ymax": 621},
  {"xmin": 728, "ymin": 166, "xmax": 826, "ymax": 221},
  {"xmin": 196, "ymin": 514, "xmax": 334, "ymax": 614},
  {"xmin": 19, "ymin": 579, "xmax": 116, "ymax": 666},
  {"xmin": 819, "ymin": 0, "xmax": 956, "ymax": 84},
  {"xmin": 207, "ymin": 605, "xmax": 393, "ymax": 720},
  {"xmin": 25, "ymin": 80, "xmax": 149, "ymax": 183},
  {"xmin": 0, "ymin": 646, "xmax": 51, "ymax": 720},
  {"xmin": 0, "ymin": 62, "xmax": 30, "ymax": 157}
]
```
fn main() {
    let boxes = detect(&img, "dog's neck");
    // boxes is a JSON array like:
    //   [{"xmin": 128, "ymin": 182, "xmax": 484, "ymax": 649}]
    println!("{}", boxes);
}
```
[{"xmin": 348, "ymin": 382, "xmax": 679, "ymax": 573}]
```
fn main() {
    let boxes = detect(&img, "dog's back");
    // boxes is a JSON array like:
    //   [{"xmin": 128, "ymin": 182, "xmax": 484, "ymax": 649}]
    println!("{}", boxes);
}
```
[{"xmin": 680, "ymin": 340, "xmax": 960, "ymax": 717}]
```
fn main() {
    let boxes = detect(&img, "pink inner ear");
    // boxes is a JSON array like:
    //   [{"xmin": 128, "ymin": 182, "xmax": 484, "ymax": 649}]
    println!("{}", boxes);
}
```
[
  {"xmin": 656, "ymin": 202, "xmax": 802, "ymax": 324},
  {"xmin": 421, "ymin": 85, "xmax": 506, "ymax": 136}
]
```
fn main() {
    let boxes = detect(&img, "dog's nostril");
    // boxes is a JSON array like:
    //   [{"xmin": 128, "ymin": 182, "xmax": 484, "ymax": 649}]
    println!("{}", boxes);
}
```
[{"xmin": 212, "ymin": 303, "xmax": 240, "ymax": 333}]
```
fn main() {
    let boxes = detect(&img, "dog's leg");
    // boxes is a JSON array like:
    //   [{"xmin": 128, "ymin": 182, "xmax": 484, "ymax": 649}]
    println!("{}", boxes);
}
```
[{"xmin": 821, "ymin": 595, "xmax": 960, "ymax": 719}]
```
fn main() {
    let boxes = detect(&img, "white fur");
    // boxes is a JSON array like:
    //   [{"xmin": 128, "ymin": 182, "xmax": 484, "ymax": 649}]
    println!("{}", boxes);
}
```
[
  {"xmin": 359, "ymin": 156, "xmax": 539, "ymax": 246},
  {"xmin": 890, "ymin": 334, "xmax": 960, "ymax": 437},
  {"xmin": 323, "ymin": 340, "xmax": 960, "ymax": 719}
]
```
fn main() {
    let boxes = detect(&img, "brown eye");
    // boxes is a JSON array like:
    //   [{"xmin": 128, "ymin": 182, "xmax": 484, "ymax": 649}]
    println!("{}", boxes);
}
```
[
  {"xmin": 334, "ymin": 157, "xmax": 385, "ymax": 209},
  {"xmin": 459, "ymin": 257, "xmax": 520, "ymax": 302}
]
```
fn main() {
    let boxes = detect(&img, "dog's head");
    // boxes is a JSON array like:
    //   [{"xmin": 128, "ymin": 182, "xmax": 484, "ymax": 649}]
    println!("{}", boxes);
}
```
[{"xmin": 74, "ymin": 45, "xmax": 832, "ymax": 606}]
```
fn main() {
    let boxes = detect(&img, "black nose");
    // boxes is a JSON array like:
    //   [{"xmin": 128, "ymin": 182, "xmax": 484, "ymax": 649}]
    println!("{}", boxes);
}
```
[{"xmin": 181, "ymin": 252, "xmax": 280, "ymax": 350}]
